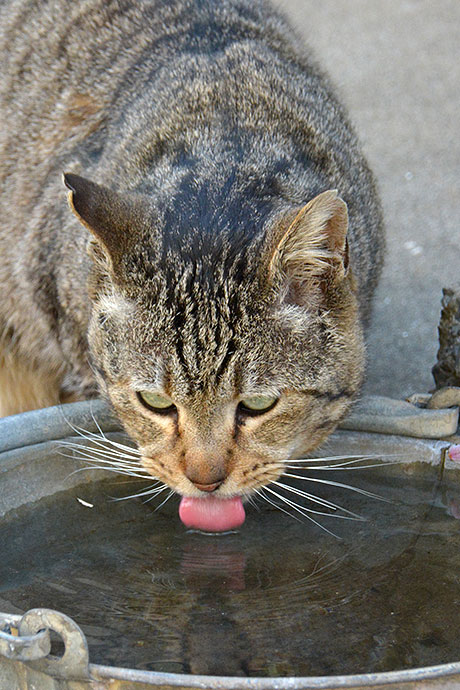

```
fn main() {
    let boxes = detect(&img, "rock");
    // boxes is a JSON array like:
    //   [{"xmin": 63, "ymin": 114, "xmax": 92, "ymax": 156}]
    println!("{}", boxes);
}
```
[
  {"xmin": 339, "ymin": 395, "xmax": 459, "ymax": 438},
  {"xmin": 432, "ymin": 284, "xmax": 460, "ymax": 388},
  {"xmin": 427, "ymin": 386, "xmax": 460, "ymax": 409}
]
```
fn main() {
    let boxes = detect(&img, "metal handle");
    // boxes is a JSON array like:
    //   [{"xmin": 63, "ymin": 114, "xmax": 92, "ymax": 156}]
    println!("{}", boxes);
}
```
[
  {"xmin": 0, "ymin": 613, "xmax": 50, "ymax": 661},
  {"xmin": 0, "ymin": 608, "xmax": 90, "ymax": 680}
]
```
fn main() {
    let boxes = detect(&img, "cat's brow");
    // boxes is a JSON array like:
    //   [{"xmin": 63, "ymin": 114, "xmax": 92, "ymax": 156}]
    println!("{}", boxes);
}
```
[{"xmin": 307, "ymin": 389, "xmax": 355, "ymax": 402}]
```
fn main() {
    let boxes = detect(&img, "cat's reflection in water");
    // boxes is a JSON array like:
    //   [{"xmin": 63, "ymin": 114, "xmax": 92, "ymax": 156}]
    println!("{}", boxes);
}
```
[{"xmin": 180, "ymin": 538, "xmax": 247, "ymax": 593}]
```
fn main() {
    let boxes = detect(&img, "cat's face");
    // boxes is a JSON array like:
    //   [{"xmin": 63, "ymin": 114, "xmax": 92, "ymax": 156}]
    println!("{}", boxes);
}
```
[
  {"xmin": 66, "ymin": 174, "xmax": 365, "ymax": 502},
  {"xmin": 88, "ymin": 280, "xmax": 364, "ymax": 500}
]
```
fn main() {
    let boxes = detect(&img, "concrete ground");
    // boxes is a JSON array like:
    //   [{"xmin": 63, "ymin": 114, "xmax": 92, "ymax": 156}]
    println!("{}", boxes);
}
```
[{"xmin": 274, "ymin": 0, "xmax": 460, "ymax": 399}]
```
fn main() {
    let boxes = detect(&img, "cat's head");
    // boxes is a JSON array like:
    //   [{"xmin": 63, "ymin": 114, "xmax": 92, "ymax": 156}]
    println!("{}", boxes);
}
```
[{"xmin": 64, "ymin": 173, "xmax": 365, "ymax": 501}]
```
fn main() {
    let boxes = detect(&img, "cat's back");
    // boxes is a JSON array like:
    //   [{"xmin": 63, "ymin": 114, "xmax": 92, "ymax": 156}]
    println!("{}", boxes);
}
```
[
  {"xmin": 0, "ymin": 0, "xmax": 384, "ymax": 322},
  {"xmin": 0, "ymin": 0, "xmax": 368, "ymax": 174},
  {"xmin": 0, "ymin": 0, "xmax": 295, "ymax": 130},
  {"xmin": 0, "ymin": 0, "xmax": 297, "ymax": 209}
]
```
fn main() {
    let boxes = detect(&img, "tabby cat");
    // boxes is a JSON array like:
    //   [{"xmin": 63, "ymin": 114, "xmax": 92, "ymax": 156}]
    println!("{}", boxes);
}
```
[{"xmin": 0, "ymin": 0, "xmax": 384, "ymax": 530}]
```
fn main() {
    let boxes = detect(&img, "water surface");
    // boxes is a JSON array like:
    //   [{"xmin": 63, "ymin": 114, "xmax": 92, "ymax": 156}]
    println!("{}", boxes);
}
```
[{"xmin": 1, "ymin": 462, "xmax": 460, "ymax": 677}]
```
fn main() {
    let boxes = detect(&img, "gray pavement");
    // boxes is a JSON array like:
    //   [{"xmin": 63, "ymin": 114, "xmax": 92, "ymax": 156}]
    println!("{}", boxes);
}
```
[{"xmin": 274, "ymin": 0, "xmax": 460, "ymax": 399}]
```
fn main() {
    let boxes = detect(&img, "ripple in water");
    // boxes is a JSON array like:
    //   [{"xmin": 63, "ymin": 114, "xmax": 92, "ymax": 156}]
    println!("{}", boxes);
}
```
[{"xmin": 1, "ymin": 462, "xmax": 460, "ymax": 677}]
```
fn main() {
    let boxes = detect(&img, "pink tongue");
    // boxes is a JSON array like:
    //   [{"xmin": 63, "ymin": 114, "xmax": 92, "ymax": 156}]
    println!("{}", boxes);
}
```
[{"xmin": 179, "ymin": 496, "xmax": 245, "ymax": 532}]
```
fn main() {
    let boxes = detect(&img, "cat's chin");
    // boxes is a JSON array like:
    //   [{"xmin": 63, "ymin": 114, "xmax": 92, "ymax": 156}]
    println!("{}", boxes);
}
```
[{"xmin": 178, "ymin": 495, "xmax": 246, "ymax": 532}]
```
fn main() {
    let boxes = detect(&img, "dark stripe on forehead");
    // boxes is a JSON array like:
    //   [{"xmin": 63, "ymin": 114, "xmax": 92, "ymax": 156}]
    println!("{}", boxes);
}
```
[
  {"xmin": 214, "ymin": 336, "xmax": 237, "ymax": 386},
  {"xmin": 168, "ymin": 280, "xmax": 241, "ymax": 393},
  {"xmin": 172, "ymin": 309, "xmax": 189, "ymax": 378}
]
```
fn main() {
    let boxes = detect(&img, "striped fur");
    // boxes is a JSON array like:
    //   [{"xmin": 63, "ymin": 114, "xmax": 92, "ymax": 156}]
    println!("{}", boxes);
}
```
[{"xmin": 0, "ymin": 0, "xmax": 384, "ymax": 495}]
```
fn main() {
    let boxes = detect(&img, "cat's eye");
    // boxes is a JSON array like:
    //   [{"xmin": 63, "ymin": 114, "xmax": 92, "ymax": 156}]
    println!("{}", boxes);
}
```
[
  {"xmin": 238, "ymin": 395, "xmax": 278, "ymax": 416},
  {"xmin": 137, "ymin": 391, "xmax": 176, "ymax": 414}
]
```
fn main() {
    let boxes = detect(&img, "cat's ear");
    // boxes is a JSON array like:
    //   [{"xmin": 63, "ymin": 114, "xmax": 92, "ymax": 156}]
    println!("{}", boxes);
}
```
[
  {"xmin": 266, "ymin": 190, "xmax": 349, "ymax": 306},
  {"xmin": 63, "ymin": 173, "xmax": 139, "ymax": 266}
]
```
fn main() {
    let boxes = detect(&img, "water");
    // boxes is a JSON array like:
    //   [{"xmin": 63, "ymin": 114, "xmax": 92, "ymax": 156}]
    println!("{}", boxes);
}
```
[{"xmin": 1, "ymin": 463, "xmax": 460, "ymax": 677}]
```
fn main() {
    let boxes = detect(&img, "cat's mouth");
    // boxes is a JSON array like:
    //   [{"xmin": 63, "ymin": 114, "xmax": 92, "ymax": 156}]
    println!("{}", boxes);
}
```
[
  {"xmin": 139, "ymin": 454, "xmax": 247, "ymax": 531},
  {"xmin": 178, "ymin": 495, "xmax": 246, "ymax": 532}
]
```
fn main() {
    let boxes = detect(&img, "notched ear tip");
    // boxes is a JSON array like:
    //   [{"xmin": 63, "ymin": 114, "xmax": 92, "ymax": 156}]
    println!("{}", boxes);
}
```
[
  {"xmin": 63, "ymin": 172, "xmax": 80, "ymax": 194},
  {"xmin": 62, "ymin": 173, "xmax": 100, "ymax": 225},
  {"xmin": 63, "ymin": 173, "xmax": 86, "ymax": 216},
  {"xmin": 63, "ymin": 173, "xmax": 83, "ymax": 221},
  {"xmin": 63, "ymin": 172, "xmax": 72, "ymax": 190},
  {"xmin": 63, "ymin": 172, "xmax": 94, "ymax": 199},
  {"xmin": 62, "ymin": 173, "xmax": 140, "ymax": 266},
  {"xmin": 63, "ymin": 173, "xmax": 79, "ymax": 217}
]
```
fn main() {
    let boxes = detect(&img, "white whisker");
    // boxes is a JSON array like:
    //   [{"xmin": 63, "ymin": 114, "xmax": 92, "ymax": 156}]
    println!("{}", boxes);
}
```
[
  {"xmin": 110, "ymin": 477, "xmax": 153, "ymax": 486},
  {"xmin": 88, "ymin": 404, "xmax": 108, "ymax": 439},
  {"xmin": 60, "ymin": 441, "xmax": 142, "ymax": 466},
  {"xmin": 144, "ymin": 486, "xmax": 170, "ymax": 504},
  {"xmin": 60, "ymin": 440, "xmax": 136, "ymax": 458},
  {"xmin": 112, "ymin": 483, "xmax": 167, "ymax": 501},
  {"xmin": 264, "ymin": 486, "xmax": 340, "ymax": 539},
  {"xmin": 64, "ymin": 463, "xmax": 152, "ymax": 479},
  {"xmin": 273, "ymin": 480, "xmax": 363, "ymax": 520},
  {"xmin": 254, "ymin": 488, "xmax": 304, "ymax": 524},
  {"xmin": 287, "ymin": 453, "xmax": 399, "ymax": 464},
  {"xmin": 267, "ymin": 484, "xmax": 355, "ymax": 520},
  {"xmin": 283, "ymin": 473, "xmax": 389, "ymax": 501},
  {"xmin": 57, "ymin": 413, "xmax": 175, "ymax": 507},
  {"xmin": 288, "ymin": 454, "xmax": 377, "ymax": 463},
  {"xmin": 284, "ymin": 461, "xmax": 401, "ymax": 471},
  {"xmin": 58, "ymin": 412, "xmax": 141, "ymax": 457},
  {"xmin": 154, "ymin": 489, "xmax": 175, "ymax": 512},
  {"xmin": 274, "ymin": 479, "xmax": 343, "ymax": 511},
  {"xmin": 92, "ymin": 435, "xmax": 141, "ymax": 456},
  {"xmin": 60, "ymin": 435, "xmax": 140, "ymax": 460},
  {"xmin": 244, "ymin": 493, "xmax": 260, "ymax": 512},
  {"xmin": 59, "ymin": 450, "xmax": 152, "ymax": 477}
]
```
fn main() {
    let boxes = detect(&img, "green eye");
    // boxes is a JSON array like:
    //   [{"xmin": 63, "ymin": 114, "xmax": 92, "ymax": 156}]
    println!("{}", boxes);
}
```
[
  {"xmin": 238, "ymin": 395, "xmax": 278, "ymax": 415},
  {"xmin": 137, "ymin": 391, "xmax": 176, "ymax": 414}
]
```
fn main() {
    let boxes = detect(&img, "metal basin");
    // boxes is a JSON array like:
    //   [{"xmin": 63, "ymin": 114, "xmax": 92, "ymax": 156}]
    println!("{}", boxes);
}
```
[{"xmin": 1, "ymin": 398, "xmax": 460, "ymax": 689}]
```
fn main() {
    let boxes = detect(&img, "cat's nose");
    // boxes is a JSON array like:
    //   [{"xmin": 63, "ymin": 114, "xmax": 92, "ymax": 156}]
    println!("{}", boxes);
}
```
[
  {"xmin": 184, "ymin": 457, "xmax": 227, "ymax": 492},
  {"xmin": 191, "ymin": 479, "xmax": 224, "ymax": 493}
]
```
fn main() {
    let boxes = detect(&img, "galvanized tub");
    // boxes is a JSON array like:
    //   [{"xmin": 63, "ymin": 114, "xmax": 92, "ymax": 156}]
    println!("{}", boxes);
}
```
[{"xmin": 1, "ymin": 396, "xmax": 460, "ymax": 690}]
